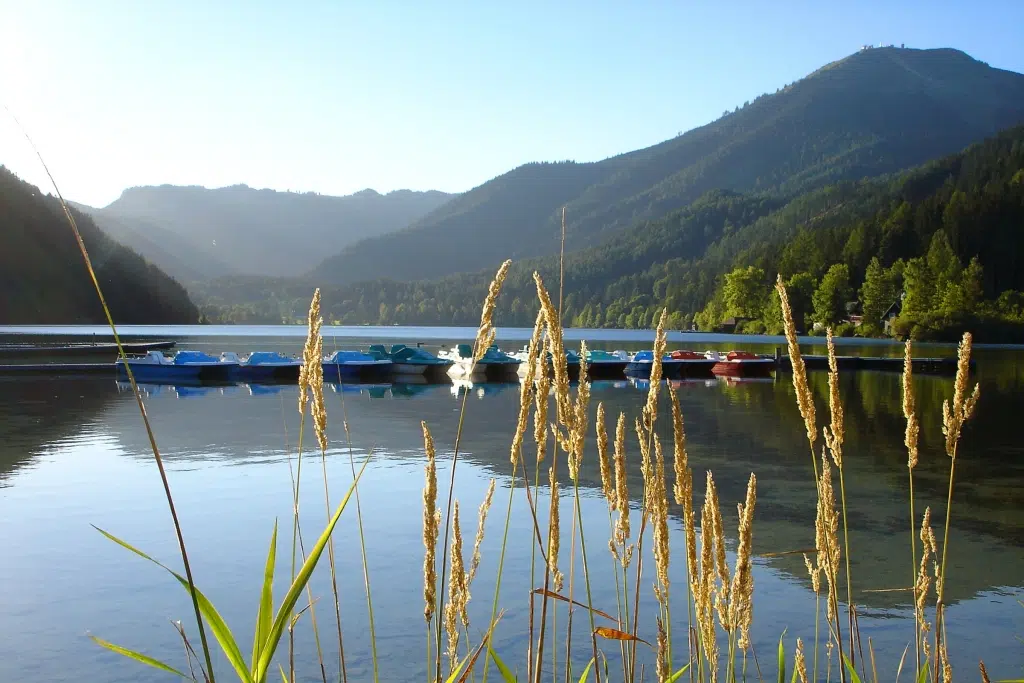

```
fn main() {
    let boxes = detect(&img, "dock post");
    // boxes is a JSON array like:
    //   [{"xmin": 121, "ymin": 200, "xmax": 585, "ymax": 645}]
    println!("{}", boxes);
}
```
[{"xmin": 775, "ymin": 347, "xmax": 782, "ymax": 362}]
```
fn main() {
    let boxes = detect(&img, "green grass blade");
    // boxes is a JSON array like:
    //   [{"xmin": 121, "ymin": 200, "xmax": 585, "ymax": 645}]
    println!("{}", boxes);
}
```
[
  {"xmin": 252, "ymin": 521, "xmax": 279, "ymax": 672},
  {"xmin": 841, "ymin": 652, "xmax": 864, "ymax": 683},
  {"xmin": 576, "ymin": 657, "xmax": 595, "ymax": 683},
  {"xmin": 487, "ymin": 642, "xmax": 517, "ymax": 682},
  {"xmin": 94, "ymin": 526, "xmax": 175, "ymax": 572},
  {"xmin": 916, "ymin": 665, "xmax": 929, "ymax": 683},
  {"xmin": 166, "ymin": 573, "xmax": 252, "ymax": 683},
  {"xmin": 255, "ymin": 456, "xmax": 369, "ymax": 682},
  {"xmin": 895, "ymin": 643, "xmax": 909, "ymax": 683},
  {"xmin": 445, "ymin": 655, "xmax": 469, "ymax": 683},
  {"xmin": 777, "ymin": 630, "xmax": 787, "ymax": 683},
  {"xmin": 90, "ymin": 635, "xmax": 188, "ymax": 678},
  {"xmin": 665, "ymin": 661, "xmax": 692, "ymax": 683},
  {"xmin": 94, "ymin": 526, "xmax": 252, "ymax": 683},
  {"xmin": 279, "ymin": 663, "xmax": 289, "ymax": 683}
]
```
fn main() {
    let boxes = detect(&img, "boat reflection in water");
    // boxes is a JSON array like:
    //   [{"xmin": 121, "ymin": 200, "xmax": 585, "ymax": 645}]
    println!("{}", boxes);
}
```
[
  {"xmin": 115, "ymin": 380, "xmax": 242, "ymax": 399},
  {"xmin": 450, "ymin": 379, "xmax": 517, "ymax": 400}
]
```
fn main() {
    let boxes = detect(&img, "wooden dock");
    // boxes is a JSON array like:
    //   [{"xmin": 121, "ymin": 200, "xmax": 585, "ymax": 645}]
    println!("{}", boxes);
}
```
[
  {"xmin": 775, "ymin": 352, "xmax": 971, "ymax": 375},
  {"xmin": 0, "ymin": 363, "xmax": 116, "ymax": 377},
  {"xmin": 0, "ymin": 341, "xmax": 175, "ymax": 357}
]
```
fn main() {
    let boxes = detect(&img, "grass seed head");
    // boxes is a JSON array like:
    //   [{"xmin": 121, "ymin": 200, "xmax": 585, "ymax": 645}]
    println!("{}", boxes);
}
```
[
  {"xmin": 652, "ymin": 437, "xmax": 671, "ymax": 600},
  {"xmin": 903, "ymin": 340, "xmax": 920, "ymax": 470},
  {"xmin": 613, "ymin": 412, "xmax": 630, "ymax": 547},
  {"xmin": 825, "ymin": 328, "xmax": 844, "ymax": 469},
  {"xmin": 698, "ymin": 471, "xmax": 721, "ymax": 681},
  {"xmin": 473, "ymin": 260, "xmax": 511, "ymax": 363},
  {"xmin": 596, "ymin": 402, "xmax": 614, "ymax": 507},
  {"xmin": 776, "ymin": 275, "xmax": 817, "ymax": 447},
  {"xmin": 421, "ymin": 421, "xmax": 439, "ymax": 623},
  {"xmin": 915, "ymin": 506, "xmax": 937, "ymax": 627},
  {"xmin": 730, "ymin": 473, "xmax": 757, "ymax": 649},
  {"xmin": 643, "ymin": 309, "xmax": 668, "ymax": 429},
  {"xmin": 450, "ymin": 502, "xmax": 469, "ymax": 627},
  {"xmin": 533, "ymin": 272, "xmax": 572, "ymax": 426},
  {"xmin": 795, "ymin": 638, "xmax": 809, "ymax": 683},
  {"xmin": 547, "ymin": 464, "xmax": 563, "ymax": 592},
  {"xmin": 533, "ymin": 356, "xmax": 551, "ymax": 464},
  {"xmin": 511, "ymin": 309, "xmax": 545, "ymax": 466},
  {"xmin": 656, "ymin": 616, "xmax": 669, "ymax": 683},
  {"xmin": 803, "ymin": 553, "xmax": 822, "ymax": 594},
  {"xmin": 943, "ymin": 332, "xmax": 980, "ymax": 458},
  {"xmin": 468, "ymin": 478, "xmax": 496, "ymax": 586},
  {"xmin": 670, "ymin": 390, "xmax": 691, "ymax": 507}
]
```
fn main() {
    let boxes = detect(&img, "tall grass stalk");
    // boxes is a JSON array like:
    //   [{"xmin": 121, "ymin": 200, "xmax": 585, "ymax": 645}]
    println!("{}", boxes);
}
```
[
  {"xmin": 824, "ymin": 330, "xmax": 862, "ymax": 675},
  {"xmin": 435, "ymin": 260, "xmax": 512, "ymax": 683},
  {"xmin": 933, "ymin": 332, "xmax": 979, "ymax": 683},
  {"xmin": 338, "ymin": 396, "xmax": 380, "ymax": 682},
  {"xmin": 902, "ymin": 340, "xmax": 921, "ymax": 678},
  {"xmin": 13, "ymin": 115, "xmax": 218, "ymax": 682},
  {"xmin": 565, "ymin": 495, "xmax": 579, "ymax": 683},
  {"xmin": 287, "ymin": 402, "xmax": 328, "ymax": 683}
]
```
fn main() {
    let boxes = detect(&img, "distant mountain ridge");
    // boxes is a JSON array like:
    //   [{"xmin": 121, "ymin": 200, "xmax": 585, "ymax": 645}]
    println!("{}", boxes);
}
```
[
  {"xmin": 0, "ymin": 168, "xmax": 198, "ymax": 324},
  {"xmin": 309, "ymin": 47, "xmax": 1024, "ymax": 286},
  {"xmin": 79, "ymin": 183, "xmax": 453, "ymax": 281}
]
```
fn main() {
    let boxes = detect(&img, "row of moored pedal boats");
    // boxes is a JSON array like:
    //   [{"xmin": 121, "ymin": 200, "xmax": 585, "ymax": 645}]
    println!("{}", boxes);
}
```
[{"xmin": 116, "ymin": 342, "xmax": 774, "ymax": 384}]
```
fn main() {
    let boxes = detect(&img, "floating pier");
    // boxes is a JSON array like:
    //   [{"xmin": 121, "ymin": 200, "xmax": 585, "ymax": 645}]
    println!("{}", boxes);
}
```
[
  {"xmin": 0, "ymin": 363, "xmax": 116, "ymax": 376},
  {"xmin": 0, "ymin": 341, "xmax": 175, "ymax": 357},
  {"xmin": 0, "ymin": 347, "xmax": 973, "ymax": 381},
  {"xmin": 774, "ymin": 350, "xmax": 970, "ymax": 375}
]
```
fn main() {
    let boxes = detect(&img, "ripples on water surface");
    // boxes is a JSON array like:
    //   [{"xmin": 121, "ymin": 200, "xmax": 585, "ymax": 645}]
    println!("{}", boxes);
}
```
[{"xmin": 0, "ymin": 331, "xmax": 1022, "ymax": 682}]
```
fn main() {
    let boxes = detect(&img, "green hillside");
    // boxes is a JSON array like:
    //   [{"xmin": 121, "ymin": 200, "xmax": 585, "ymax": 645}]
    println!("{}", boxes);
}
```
[
  {"xmin": 309, "ymin": 47, "xmax": 1024, "ymax": 286},
  {"xmin": 0, "ymin": 168, "xmax": 199, "ymax": 324},
  {"xmin": 198, "ymin": 124, "xmax": 1024, "ymax": 341}
]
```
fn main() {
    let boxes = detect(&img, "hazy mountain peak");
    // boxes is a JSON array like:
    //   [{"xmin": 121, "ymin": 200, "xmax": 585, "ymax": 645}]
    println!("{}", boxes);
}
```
[{"xmin": 84, "ymin": 183, "xmax": 453, "ymax": 281}]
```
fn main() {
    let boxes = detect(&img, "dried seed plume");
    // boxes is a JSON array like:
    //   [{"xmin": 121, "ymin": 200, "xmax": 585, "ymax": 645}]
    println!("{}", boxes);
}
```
[
  {"xmin": 511, "ymin": 309, "xmax": 545, "ymax": 466},
  {"xmin": 903, "ymin": 340, "xmax": 920, "ymax": 469},
  {"xmin": 776, "ymin": 275, "xmax": 817, "ymax": 447},
  {"xmin": 942, "ymin": 332, "xmax": 980, "ymax": 458},
  {"xmin": 729, "ymin": 473, "xmax": 757, "ymax": 649},
  {"xmin": 596, "ymin": 402, "xmax": 614, "ymax": 507},
  {"xmin": 468, "ymin": 478, "xmax": 496, "ymax": 586},
  {"xmin": 824, "ymin": 329, "xmax": 844, "ymax": 469},
  {"xmin": 422, "ymin": 421, "xmax": 439, "ymax": 623},
  {"xmin": 473, "ymin": 260, "xmax": 512, "ymax": 362}
]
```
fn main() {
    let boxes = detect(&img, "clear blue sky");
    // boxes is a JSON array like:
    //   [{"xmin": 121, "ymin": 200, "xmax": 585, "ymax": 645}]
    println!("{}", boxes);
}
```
[{"xmin": 2, "ymin": 1, "xmax": 1022, "ymax": 207}]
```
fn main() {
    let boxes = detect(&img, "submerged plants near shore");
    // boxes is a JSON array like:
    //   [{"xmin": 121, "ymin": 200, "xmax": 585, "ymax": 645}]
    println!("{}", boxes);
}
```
[{"xmin": 91, "ymin": 264, "xmax": 985, "ymax": 683}]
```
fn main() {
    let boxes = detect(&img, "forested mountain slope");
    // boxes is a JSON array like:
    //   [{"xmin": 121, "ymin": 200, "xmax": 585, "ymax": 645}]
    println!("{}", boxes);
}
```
[
  {"xmin": 197, "ymin": 124, "xmax": 1024, "ymax": 341},
  {"xmin": 310, "ymin": 47, "xmax": 1024, "ymax": 286},
  {"xmin": 0, "ymin": 168, "xmax": 199, "ymax": 324}
]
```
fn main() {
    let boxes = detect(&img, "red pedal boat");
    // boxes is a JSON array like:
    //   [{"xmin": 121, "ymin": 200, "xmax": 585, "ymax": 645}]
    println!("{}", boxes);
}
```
[{"xmin": 705, "ymin": 350, "xmax": 775, "ymax": 377}]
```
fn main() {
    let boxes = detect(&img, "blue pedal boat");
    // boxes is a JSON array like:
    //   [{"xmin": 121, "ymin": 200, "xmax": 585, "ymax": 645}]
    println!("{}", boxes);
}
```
[
  {"xmin": 367, "ymin": 343, "xmax": 452, "ymax": 380},
  {"xmin": 116, "ymin": 350, "xmax": 238, "ymax": 383},
  {"xmin": 623, "ymin": 350, "xmax": 686, "ymax": 379},
  {"xmin": 220, "ymin": 351, "xmax": 302, "ymax": 382},
  {"xmin": 322, "ymin": 350, "xmax": 392, "ymax": 383}
]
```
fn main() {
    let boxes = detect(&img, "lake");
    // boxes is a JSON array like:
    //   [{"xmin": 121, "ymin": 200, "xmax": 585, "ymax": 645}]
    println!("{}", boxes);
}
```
[{"xmin": 0, "ymin": 327, "xmax": 1021, "ymax": 682}]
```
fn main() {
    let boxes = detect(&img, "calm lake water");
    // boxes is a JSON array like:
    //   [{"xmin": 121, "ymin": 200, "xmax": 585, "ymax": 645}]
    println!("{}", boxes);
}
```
[{"xmin": 0, "ymin": 326, "xmax": 1022, "ymax": 682}]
